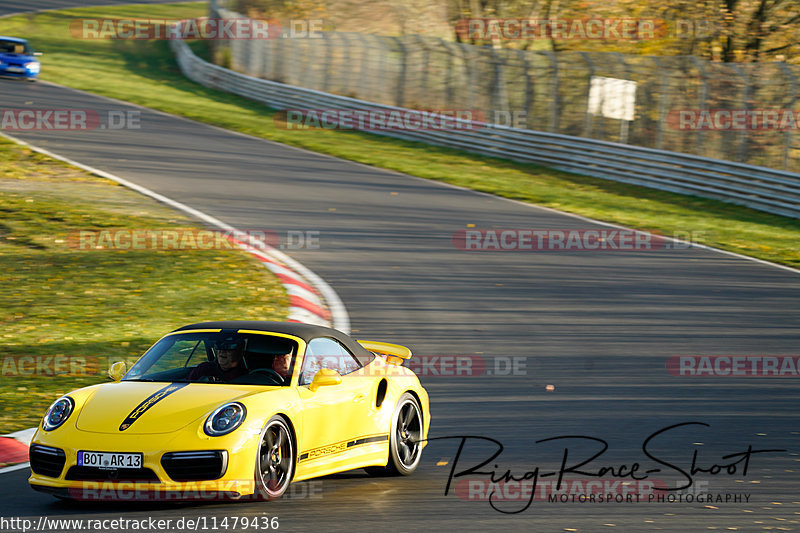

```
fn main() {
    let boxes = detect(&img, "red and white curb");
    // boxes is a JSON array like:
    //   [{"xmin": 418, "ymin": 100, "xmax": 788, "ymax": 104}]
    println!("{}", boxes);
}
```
[
  {"xmin": 0, "ymin": 429, "xmax": 35, "ymax": 471},
  {"xmin": 228, "ymin": 237, "xmax": 332, "ymax": 326}
]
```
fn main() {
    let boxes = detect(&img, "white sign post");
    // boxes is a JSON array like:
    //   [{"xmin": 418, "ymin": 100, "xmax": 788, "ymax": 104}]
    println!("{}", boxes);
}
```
[{"xmin": 587, "ymin": 76, "xmax": 637, "ymax": 143}]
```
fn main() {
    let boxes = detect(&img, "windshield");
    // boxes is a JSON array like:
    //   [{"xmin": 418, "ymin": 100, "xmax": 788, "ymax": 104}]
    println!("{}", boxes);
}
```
[
  {"xmin": 0, "ymin": 39, "xmax": 33, "ymax": 55},
  {"xmin": 124, "ymin": 331, "xmax": 298, "ymax": 386}
]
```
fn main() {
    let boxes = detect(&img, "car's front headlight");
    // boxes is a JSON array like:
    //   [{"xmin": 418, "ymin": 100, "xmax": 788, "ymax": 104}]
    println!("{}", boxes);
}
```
[
  {"xmin": 24, "ymin": 62, "xmax": 40, "ymax": 74},
  {"xmin": 43, "ymin": 397, "xmax": 74, "ymax": 431},
  {"xmin": 204, "ymin": 402, "xmax": 246, "ymax": 436}
]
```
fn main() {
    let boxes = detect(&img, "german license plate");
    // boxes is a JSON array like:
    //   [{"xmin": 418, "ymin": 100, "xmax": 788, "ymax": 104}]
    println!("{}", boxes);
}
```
[
  {"xmin": 5, "ymin": 67, "xmax": 24, "ymax": 73},
  {"xmin": 77, "ymin": 451, "xmax": 142, "ymax": 469}
]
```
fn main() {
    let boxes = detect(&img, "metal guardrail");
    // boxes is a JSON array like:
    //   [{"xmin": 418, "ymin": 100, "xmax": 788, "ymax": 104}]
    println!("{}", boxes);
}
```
[
  {"xmin": 212, "ymin": 0, "xmax": 800, "ymax": 174},
  {"xmin": 170, "ymin": 38, "xmax": 800, "ymax": 219}
]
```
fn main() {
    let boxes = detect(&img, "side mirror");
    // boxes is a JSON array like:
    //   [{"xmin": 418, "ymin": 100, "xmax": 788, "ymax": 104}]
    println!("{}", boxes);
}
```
[
  {"xmin": 309, "ymin": 368, "xmax": 341, "ymax": 391},
  {"xmin": 108, "ymin": 361, "xmax": 127, "ymax": 381}
]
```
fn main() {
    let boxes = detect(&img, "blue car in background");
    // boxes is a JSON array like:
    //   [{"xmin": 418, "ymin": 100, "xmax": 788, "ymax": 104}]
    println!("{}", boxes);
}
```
[{"xmin": 0, "ymin": 36, "xmax": 41, "ymax": 80}]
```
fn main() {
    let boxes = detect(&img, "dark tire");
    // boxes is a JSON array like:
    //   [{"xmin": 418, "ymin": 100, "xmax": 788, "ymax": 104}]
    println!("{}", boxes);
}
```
[
  {"xmin": 365, "ymin": 392, "xmax": 423, "ymax": 476},
  {"xmin": 254, "ymin": 416, "xmax": 295, "ymax": 500}
]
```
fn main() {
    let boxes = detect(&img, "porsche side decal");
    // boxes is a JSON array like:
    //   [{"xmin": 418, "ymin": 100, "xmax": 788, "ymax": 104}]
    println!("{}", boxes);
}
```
[
  {"xmin": 119, "ymin": 383, "xmax": 188, "ymax": 431},
  {"xmin": 298, "ymin": 434, "xmax": 388, "ymax": 462}
]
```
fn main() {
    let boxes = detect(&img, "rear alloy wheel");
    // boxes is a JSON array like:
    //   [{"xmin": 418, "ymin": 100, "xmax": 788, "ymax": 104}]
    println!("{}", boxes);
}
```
[
  {"xmin": 367, "ymin": 392, "xmax": 423, "ymax": 476},
  {"xmin": 255, "ymin": 416, "xmax": 294, "ymax": 500}
]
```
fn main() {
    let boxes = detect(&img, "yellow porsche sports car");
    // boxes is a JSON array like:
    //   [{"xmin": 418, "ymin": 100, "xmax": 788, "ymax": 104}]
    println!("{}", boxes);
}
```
[{"xmin": 28, "ymin": 321, "xmax": 430, "ymax": 501}]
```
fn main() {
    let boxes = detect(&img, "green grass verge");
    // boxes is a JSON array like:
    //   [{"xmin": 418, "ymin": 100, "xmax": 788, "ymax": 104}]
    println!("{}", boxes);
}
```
[
  {"xmin": 0, "ymin": 137, "xmax": 287, "ymax": 434},
  {"xmin": 1, "ymin": 3, "xmax": 798, "ymax": 267}
]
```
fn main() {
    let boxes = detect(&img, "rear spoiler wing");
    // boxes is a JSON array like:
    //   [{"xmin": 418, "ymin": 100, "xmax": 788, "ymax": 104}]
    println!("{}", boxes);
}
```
[{"xmin": 357, "ymin": 340, "xmax": 412, "ymax": 366}]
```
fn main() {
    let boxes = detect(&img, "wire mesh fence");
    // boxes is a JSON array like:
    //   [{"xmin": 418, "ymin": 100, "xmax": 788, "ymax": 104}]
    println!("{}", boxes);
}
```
[{"xmin": 211, "ymin": 1, "xmax": 800, "ymax": 172}]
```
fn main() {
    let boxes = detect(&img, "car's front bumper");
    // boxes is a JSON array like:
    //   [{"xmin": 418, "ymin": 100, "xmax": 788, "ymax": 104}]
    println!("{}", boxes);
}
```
[
  {"xmin": 0, "ymin": 66, "xmax": 38, "ymax": 79},
  {"xmin": 28, "ymin": 422, "xmax": 263, "ymax": 501}
]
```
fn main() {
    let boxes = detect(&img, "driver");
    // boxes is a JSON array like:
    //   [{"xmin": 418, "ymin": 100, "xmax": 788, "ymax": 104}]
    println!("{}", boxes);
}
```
[
  {"xmin": 189, "ymin": 339, "xmax": 248, "ymax": 382},
  {"xmin": 272, "ymin": 352, "xmax": 292, "ymax": 382}
]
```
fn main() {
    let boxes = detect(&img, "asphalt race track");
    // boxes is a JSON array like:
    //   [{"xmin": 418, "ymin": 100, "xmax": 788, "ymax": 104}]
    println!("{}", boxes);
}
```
[{"xmin": 1, "ymin": 4, "xmax": 800, "ymax": 532}]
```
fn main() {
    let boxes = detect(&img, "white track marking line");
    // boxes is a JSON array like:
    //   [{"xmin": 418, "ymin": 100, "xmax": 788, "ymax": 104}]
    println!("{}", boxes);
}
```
[{"xmin": 0, "ymin": 463, "xmax": 30, "ymax": 475}]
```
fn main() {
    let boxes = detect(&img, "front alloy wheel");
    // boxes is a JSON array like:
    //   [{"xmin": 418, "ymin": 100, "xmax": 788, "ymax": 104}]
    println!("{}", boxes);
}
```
[{"xmin": 255, "ymin": 416, "xmax": 294, "ymax": 500}]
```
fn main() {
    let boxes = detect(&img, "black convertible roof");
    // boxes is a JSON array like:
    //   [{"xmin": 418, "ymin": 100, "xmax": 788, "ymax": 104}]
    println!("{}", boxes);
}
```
[{"xmin": 172, "ymin": 321, "xmax": 373, "ymax": 356}]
